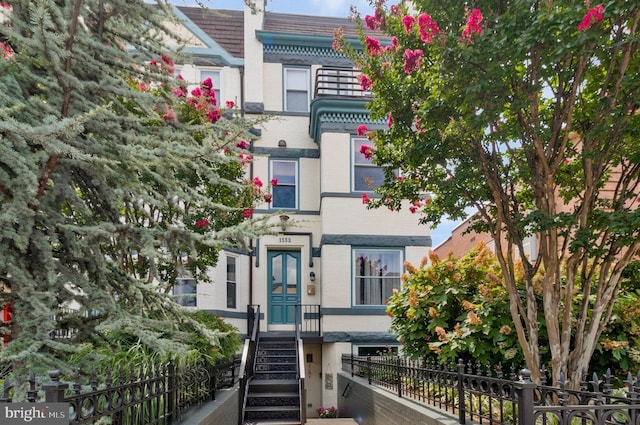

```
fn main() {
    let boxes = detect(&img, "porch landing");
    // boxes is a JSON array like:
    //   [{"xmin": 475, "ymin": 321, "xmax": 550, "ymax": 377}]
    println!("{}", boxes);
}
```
[{"xmin": 306, "ymin": 419, "xmax": 357, "ymax": 424}]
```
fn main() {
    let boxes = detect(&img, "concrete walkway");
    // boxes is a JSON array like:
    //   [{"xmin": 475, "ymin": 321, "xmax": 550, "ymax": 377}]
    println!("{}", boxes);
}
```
[{"xmin": 306, "ymin": 420, "xmax": 358, "ymax": 424}]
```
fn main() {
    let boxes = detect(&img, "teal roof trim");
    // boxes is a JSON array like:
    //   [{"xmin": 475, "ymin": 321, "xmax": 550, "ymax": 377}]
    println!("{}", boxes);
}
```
[
  {"xmin": 256, "ymin": 30, "xmax": 365, "ymax": 50},
  {"xmin": 172, "ymin": 6, "xmax": 244, "ymax": 67},
  {"xmin": 309, "ymin": 98, "xmax": 372, "ymax": 142}
]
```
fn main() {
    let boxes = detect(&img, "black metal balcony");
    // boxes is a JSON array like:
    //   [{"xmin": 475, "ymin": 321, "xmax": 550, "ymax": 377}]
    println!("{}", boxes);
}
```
[{"xmin": 314, "ymin": 66, "xmax": 371, "ymax": 99}]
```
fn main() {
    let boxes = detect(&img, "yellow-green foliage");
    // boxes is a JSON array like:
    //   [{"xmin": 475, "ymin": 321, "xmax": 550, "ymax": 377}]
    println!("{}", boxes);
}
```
[{"xmin": 387, "ymin": 243, "xmax": 525, "ymax": 370}]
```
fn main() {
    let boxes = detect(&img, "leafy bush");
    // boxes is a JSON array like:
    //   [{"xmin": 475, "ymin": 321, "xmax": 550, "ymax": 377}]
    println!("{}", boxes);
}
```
[{"xmin": 387, "ymin": 244, "xmax": 640, "ymax": 377}]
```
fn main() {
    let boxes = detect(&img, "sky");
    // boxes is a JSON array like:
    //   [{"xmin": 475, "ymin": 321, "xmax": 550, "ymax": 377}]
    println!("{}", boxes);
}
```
[
  {"xmin": 169, "ymin": 0, "xmax": 465, "ymax": 247},
  {"xmin": 171, "ymin": 0, "xmax": 374, "ymax": 17}
]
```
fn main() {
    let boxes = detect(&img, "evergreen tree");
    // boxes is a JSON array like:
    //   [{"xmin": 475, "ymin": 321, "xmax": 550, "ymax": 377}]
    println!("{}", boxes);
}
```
[{"xmin": 0, "ymin": 0, "xmax": 270, "ymax": 377}]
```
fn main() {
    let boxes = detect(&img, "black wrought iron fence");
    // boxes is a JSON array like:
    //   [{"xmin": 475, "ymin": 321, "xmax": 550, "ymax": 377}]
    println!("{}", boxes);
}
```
[
  {"xmin": 341, "ymin": 354, "xmax": 640, "ymax": 425},
  {"xmin": 0, "ymin": 356, "xmax": 240, "ymax": 425}
]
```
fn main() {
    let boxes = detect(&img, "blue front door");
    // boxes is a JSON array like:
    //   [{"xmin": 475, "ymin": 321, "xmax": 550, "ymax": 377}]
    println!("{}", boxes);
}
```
[{"xmin": 268, "ymin": 251, "xmax": 300, "ymax": 325}]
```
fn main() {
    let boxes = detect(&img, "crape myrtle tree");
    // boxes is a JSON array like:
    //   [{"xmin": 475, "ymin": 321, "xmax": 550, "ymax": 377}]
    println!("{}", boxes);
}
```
[
  {"xmin": 338, "ymin": 0, "xmax": 640, "ymax": 386},
  {"xmin": 0, "ymin": 0, "xmax": 273, "ymax": 377}
]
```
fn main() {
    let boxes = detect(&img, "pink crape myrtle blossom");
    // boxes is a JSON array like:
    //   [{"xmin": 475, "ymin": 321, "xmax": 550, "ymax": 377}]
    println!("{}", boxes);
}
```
[
  {"xmin": 263, "ymin": 193, "xmax": 273, "ymax": 203},
  {"xmin": 270, "ymin": 178, "xmax": 279, "ymax": 187},
  {"xmin": 1, "ymin": 41, "xmax": 13, "ymax": 59},
  {"xmin": 402, "ymin": 15, "xmax": 415, "ymax": 34},
  {"xmin": 360, "ymin": 74, "xmax": 372, "ymax": 91},
  {"xmin": 362, "ymin": 193, "xmax": 371, "ymax": 204},
  {"xmin": 365, "ymin": 36, "xmax": 383, "ymax": 56},
  {"xmin": 387, "ymin": 113, "xmax": 393, "ymax": 128},
  {"xmin": 236, "ymin": 140, "xmax": 248, "ymax": 150},
  {"xmin": 359, "ymin": 144, "xmax": 373, "ymax": 159},
  {"xmin": 242, "ymin": 208, "xmax": 253, "ymax": 218},
  {"xmin": 201, "ymin": 77, "xmax": 213, "ymax": 89},
  {"xmin": 577, "ymin": 5, "xmax": 604, "ymax": 30},
  {"xmin": 403, "ymin": 48, "xmax": 424, "ymax": 74},
  {"xmin": 365, "ymin": 14, "xmax": 378, "ymax": 30},
  {"xmin": 460, "ymin": 8, "xmax": 483, "ymax": 43},
  {"xmin": 357, "ymin": 124, "xmax": 369, "ymax": 136},
  {"xmin": 417, "ymin": 13, "xmax": 440, "ymax": 43},
  {"xmin": 253, "ymin": 177, "xmax": 263, "ymax": 188},
  {"xmin": 226, "ymin": 100, "xmax": 235, "ymax": 108},
  {"xmin": 194, "ymin": 218, "xmax": 211, "ymax": 228}
]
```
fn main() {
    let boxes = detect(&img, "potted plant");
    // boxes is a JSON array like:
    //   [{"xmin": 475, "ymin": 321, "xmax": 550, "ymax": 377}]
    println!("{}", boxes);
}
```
[{"xmin": 316, "ymin": 406, "xmax": 338, "ymax": 418}]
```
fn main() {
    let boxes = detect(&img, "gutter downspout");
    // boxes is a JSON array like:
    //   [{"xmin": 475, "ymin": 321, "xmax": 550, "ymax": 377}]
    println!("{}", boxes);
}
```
[{"xmin": 240, "ymin": 65, "xmax": 254, "ymax": 307}]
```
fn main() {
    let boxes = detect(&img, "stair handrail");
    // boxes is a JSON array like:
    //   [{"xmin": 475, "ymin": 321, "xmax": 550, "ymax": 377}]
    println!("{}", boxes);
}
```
[
  {"xmin": 295, "ymin": 305, "xmax": 307, "ymax": 424},
  {"xmin": 238, "ymin": 304, "xmax": 260, "ymax": 425}
]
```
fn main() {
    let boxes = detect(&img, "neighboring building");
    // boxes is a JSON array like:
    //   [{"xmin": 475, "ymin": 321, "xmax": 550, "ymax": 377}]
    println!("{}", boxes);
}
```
[
  {"xmin": 432, "ymin": 215, "xmax": 538, "ymax": 261},
  {"xmin": 169, "ymin": 2, "xmax": 431, "ymax": 413}
]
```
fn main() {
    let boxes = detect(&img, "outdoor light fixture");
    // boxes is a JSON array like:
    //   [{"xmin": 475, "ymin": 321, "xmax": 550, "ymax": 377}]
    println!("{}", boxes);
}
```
[
  {"xmin": 279, "ymin": 214, "xmax": 289, "ymax": 231},
  {"xmin": 278, "ymin": 139, "xmax": 287, "ymax": 147},
  {"xmin": 309, "ymin": 271, "xmax": 316, "ymax": 282}
]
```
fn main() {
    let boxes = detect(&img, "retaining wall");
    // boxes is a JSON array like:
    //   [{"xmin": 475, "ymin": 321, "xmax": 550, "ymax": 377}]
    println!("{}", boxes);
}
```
[{"xmin": 337, "ymin": 372, "xmax": 464, "ymax": 425}]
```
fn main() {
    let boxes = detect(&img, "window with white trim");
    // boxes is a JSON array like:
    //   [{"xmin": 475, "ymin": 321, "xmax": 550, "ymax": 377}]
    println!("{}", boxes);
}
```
[
  {"xmin": 199, "ymin": 69, "xmax": 221, "ymax": 105},
  {"xmin": 353, "ymin": 249, "xmax": 402, "ymax": 305},
  {"xmin": 353, "ymin": 138, "xmax": 385, "ymax": 192},
  {"xmin": 173, "ymin": 278, "xmax": 197, "ymax": 307},
  {"xmin": 271, "ymin": 160, "xmax": 297, "ymax": 209},
  {"xmin": 284, "ymin": 67, "xmax": 310, "ymax": 112},
  {"xmin": 226, "ymin": 256, "xmax": 237, "ymax": 309}
]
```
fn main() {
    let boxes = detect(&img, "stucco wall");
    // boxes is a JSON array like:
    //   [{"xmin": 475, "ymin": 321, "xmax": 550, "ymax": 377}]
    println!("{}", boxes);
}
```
[
  {"xmin": 180, "ymin": 386, "xmax": 239, "ymax": 425},
  {"xmin": 337, "ymin": 373, "xmax": 461, "ymax": 425}
]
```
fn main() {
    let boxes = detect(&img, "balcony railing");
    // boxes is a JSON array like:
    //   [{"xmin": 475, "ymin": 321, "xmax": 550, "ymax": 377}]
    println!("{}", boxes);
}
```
[{"xmin": 314, "ymin": 67, "xmax": 371, "ymax": 99}]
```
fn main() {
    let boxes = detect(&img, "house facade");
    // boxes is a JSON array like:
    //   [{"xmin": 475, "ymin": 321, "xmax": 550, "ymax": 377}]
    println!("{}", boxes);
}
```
[{"xmin": 169, "ymin": 2, "xmax": 431, "ymax": 413}]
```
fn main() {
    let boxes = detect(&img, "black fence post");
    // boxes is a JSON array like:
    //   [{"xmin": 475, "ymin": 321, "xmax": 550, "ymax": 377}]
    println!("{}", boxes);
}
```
[
  {"xmin": 167, "ymin": 361, "xmax": 176, "ymax": 425},
  {"xmin": 457, "ymin": 359, "xmax": 466, "ymax": 425},
  {"xmin": 396, "ymin": 357, "xmax": 402, "ymax": 398},
  {"xmin": 367, "ymin": 356, "xmax": 372, "ymax": 385},
  {"xmin": 515, "ymin": 369, "xmax": 536, "ymax": 425},
  {"xmin": 42, "ymin": 370, "xmax": 69, "ymax": 403},
  {"xmin": 210, "ymin": 364, "xmax": 217, "ymax": 401}
]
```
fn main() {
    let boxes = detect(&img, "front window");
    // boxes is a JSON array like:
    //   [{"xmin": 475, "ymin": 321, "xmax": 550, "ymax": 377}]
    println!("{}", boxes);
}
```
[
  {"xmin": 353, "ymin": 249, "xmax": 402, "ymax": 305},
  {"xmin": 173, "ymin": 278, "xmax": 197, "ymax": 307},
  {"xmin": 227, "ymin": 256, "xmax": 237, "ymax": 309},
  {"xmin": 271, "ymin": 160, "xmax": 297, "ymax": 209},
  {"xmin": 199, "ymin": 69, "xmax": 221, "ymax": 103},
  {"xmin": 284, "ymin": 67, "xmax": 310, "ymax": 112},
  {"xmin": 353, "ymin": 138, "xmax": 385, "ymax": 192}
]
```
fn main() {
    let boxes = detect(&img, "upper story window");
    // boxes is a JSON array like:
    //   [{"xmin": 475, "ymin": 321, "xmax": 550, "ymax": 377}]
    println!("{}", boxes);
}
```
[
  {"xmin": 173, "ymin": 278, "xmax": 197, "ymax": 307},
  {"xmin": 226, "ymin": 256, "xmax": 237, "ymax": 309},
  {"xmin": 353, "ymin": 249, "xmax": 402, "ymax": 306},
  {"xmin": 271, "ymin": 160, "xmax": 297, "ymax": 209},
  {"xmin": 353, "ymin": 138, "xmax": 385, "ymax": 192},
  {"xmin": 199, "ymin": 69, "xmax": 221, "ymax": 104},
  {"xmin": 284, "ymin": 67, "xmax": 310, "ymax": 113}
]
